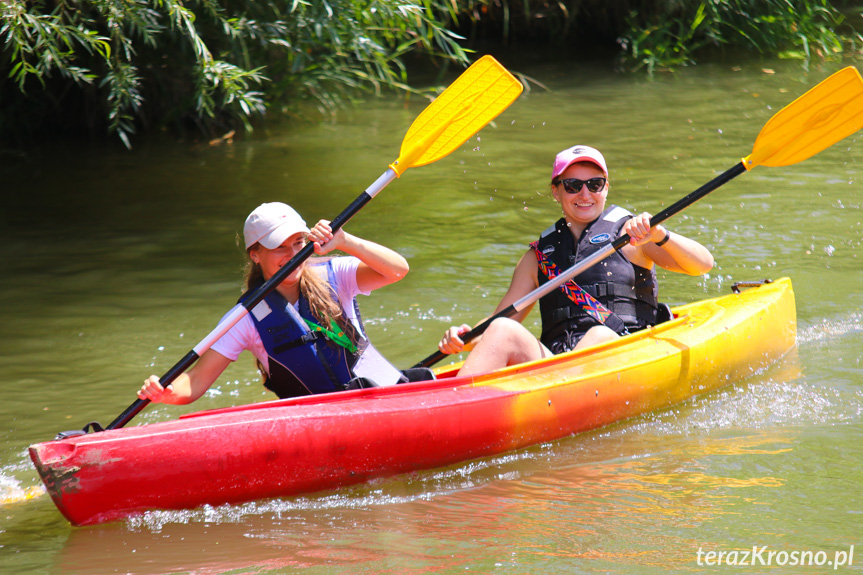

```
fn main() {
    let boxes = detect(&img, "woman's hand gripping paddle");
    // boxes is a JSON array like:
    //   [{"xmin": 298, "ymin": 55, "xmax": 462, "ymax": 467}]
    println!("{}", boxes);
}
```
[
  {"xmin": 415, "ymin": 66, "xmax": 863, "ymax": 369},
  {"xmin": 58, "ymin": 56, "xmax": 523, "ymax": 438}
]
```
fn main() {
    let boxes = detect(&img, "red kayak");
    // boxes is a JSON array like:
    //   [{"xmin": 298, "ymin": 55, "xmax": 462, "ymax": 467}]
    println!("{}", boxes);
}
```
[{"xmin": 30, "ymin": 279, "xmax": 796, "ymax": 525}]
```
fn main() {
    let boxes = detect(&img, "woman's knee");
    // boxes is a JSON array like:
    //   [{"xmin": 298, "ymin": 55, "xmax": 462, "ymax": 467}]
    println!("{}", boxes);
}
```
[
  {"xmin": 485, "ymin": 317, "xmax": 532, "ymax": 342},
  {"xmin": 459, "ymin": 317, "xmax": 547, "ymax": 375},
  {"xmin": 577, "ymin": 325, "xmax": 620, "ymax": 349}
]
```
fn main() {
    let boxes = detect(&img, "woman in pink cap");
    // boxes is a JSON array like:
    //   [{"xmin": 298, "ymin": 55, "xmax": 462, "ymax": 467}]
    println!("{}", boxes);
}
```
[
  {"xmin": 438, "ymin": 145, "xmax": 714, "ymax": 376},
  {"xmin": 139, "ymin": 202, "xmax": 414, "ymax": 403}
]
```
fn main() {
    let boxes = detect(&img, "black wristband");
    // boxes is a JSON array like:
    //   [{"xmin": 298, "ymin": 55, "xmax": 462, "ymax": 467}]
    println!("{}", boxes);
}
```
[{"xmin": 654, "ymin": 230, "xmax": 671, "ymax": 247}]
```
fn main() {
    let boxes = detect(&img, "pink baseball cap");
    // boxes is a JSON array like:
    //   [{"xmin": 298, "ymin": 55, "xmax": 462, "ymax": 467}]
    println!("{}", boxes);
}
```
[
  {"xmin": 551, "ymin": 145, "xmax": 608, "ymax": 181},
  {"xmin": 243, "ymin": 202, "xmax": 309, "ymax": 249}
]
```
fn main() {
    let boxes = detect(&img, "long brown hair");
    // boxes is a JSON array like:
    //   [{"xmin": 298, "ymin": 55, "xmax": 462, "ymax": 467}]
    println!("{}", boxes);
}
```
[{"xmin": 242, "ymin": 243, "xmax": 359, "ymax": 345}]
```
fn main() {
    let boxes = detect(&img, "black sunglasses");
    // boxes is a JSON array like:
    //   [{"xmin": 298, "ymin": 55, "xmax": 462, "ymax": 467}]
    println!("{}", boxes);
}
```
[{"xmin": 557, "ymin": 177, "xmax": 607, "ymax": 194}]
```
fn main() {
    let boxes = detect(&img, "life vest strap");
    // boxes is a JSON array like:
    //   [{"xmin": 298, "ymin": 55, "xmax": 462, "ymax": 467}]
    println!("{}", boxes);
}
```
[
  {"xmin": 272, "ymin": 331, "xmax": 324, "ymax": 355},
  {"xmin": 530, "ymin": 241, "xmax": 626, "ymax": 331}
]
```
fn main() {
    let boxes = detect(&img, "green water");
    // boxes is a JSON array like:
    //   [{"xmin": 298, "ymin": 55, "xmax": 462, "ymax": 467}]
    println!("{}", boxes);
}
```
[{"xmin": 1, "ymin": 58, "xmax": 862, "ymax": 574}]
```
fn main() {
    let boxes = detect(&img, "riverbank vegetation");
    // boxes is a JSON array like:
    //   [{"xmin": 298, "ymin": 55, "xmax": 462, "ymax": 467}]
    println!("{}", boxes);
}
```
[
  {"xmin": 0, "ymin": 0, "xmax": 468, "ymax": 148},
  {"xmin": 2, "ymin": 0, "xmax": 860, "ymax": 148},
  {"xmin": 453, "ymin": 0, "xmax": 862, "ymax": 74}
]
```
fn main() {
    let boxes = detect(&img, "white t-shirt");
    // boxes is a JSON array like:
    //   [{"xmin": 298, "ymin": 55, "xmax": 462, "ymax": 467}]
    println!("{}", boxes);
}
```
[{"xmin": 211, "ymin": 257, "xmax": 370, "ymax": 374}]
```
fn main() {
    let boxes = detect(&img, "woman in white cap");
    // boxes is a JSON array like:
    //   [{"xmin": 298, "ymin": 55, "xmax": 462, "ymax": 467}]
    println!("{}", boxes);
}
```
[
  {"xmin": 138, "ymin": 202, "xmax": 412, "ymax": 403},
  {"xmin": 438, "ymin": 145, "xmax": 714, "ymax": 376}
]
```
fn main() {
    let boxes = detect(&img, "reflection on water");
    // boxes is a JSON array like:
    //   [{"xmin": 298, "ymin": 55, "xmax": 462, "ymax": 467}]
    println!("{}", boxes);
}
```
[
  {"xmin": 50, "ymin": 425, "xmax": 803, "ymax": 574},
  {"xmin": 2, "ymin": 59, "xmax": 863, "ymax": 573}
]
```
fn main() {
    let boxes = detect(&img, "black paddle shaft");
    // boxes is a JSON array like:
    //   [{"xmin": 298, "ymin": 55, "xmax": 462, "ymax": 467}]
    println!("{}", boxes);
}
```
[
  {"xmin": 101, "ymin": 192, "xmax": 375, "ymax": 432},
  {"xmin": 412, "ymin": 162, "xmax": 747, "ymax": 369}
]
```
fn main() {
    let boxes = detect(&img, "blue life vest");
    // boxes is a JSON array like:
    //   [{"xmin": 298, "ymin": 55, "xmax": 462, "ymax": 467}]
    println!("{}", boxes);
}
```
[
  {"xmin": 535, "ymin": 206, "xmax": 659, "ymax": 353},
  {"xmin": 243, "ymin": 261, "xmax": 403, "ymax": 398}
]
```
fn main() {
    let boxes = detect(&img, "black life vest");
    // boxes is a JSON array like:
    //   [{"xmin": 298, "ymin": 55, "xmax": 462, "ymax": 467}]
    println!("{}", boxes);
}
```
[
  {"xmin": 535, "ymin": 206, "xmax": 659, "ymax": 353},
  {"xmin": 242, "ymin": 261, "xmax": 404, "ymax": 398}
]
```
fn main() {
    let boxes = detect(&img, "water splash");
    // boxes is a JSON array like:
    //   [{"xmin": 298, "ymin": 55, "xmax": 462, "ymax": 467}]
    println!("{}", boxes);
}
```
[
  {"xmin": 0, "ymin": 467, "xmax": 44, "ymax": 506},
  {"xmin": 798, "ymin": 313, "xmax": 863, "ymax": 344}
]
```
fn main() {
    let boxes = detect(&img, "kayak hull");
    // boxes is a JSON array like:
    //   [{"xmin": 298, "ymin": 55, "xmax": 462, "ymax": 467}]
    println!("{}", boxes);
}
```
[{"xmin": 30, "ymin": 278, "xmax": 796, "ymax": 525}]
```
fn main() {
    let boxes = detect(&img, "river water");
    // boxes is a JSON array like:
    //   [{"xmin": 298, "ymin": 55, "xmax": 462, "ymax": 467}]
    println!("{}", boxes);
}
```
[{"xmin": 1, "ymin": 58, "xmax": 862, "ymax": 574}]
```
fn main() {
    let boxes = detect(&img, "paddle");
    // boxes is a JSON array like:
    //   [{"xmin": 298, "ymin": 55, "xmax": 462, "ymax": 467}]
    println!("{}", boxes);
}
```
[
  {"xmin": 414, "ymin": 65, "xmax": 863, "ymax": 369},
  {"xmin": 58, "ymin": 55, "xmax": 523, "ymax": 439}
]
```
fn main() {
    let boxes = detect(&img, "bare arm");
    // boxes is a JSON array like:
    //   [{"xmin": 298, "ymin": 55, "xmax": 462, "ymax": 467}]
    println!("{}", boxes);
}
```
[
  {"xmin": 308, "ymin": 220, "xmax": 409, "ymax": 292},
  {"xmin": 138, "ymin": 348, "xmax": 232, "ymax": 405},
  {"xmin": 621, "ymin": 212, "xmax": 714, "ymax": 275}
]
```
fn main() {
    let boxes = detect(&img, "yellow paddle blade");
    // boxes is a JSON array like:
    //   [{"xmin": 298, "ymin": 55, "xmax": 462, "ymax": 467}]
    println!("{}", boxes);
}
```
[
  {"xmin": 389, "ymin": 55, "xmax": 523, "ymax": 176},
  {"xmin": 743, "ymin": 66, "xmax": 863, "ymax": 170}
]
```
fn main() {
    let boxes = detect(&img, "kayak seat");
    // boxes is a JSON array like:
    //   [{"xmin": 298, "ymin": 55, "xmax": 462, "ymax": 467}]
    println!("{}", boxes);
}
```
[
  {"xmin": 344, "ymin": 367, "xmax": 436, "ymax": 390},
  {"xmin": 656, "ymin": 302, "xmax": 674, "ymax": 325},
  {"xmin": 400, "ymin": 367, "xmax": 436, "ymax": 383}
]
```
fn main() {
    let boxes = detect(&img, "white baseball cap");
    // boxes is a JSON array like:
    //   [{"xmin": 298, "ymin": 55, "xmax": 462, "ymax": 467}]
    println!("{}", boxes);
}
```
[
  {"xmin": 551, "ymin": 145, "xmax": 608, "ymax": 181},
  {"xmin": 243, "ymin": 202, "xmax": 309, "ymax": 249}
]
